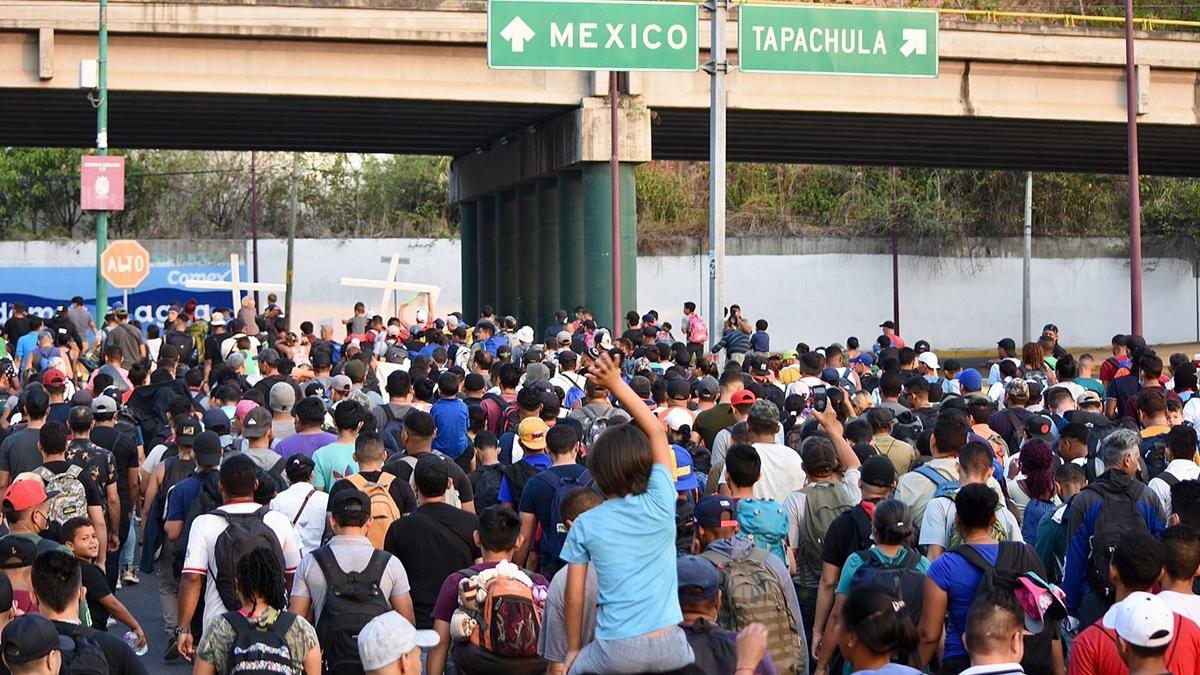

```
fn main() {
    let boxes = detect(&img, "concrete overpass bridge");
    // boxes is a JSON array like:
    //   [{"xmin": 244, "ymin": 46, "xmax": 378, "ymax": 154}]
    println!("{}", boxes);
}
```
[{"xmin": 3, "ymin": 0, "xmax": 1199, "ymax": 325}]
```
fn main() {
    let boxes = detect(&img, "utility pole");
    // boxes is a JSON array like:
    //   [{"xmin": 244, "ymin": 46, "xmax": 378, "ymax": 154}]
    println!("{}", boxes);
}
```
[
  {"xmin": 890, "ymin": 167, "xmax": 900, "ymax": 334},
  {"xmin": 1124, "ymin": 0, "xmax": 1144, "ymax": 336},
  {"xmin": 251, "ymin": 151, "xmax": 260, "ymax": 309},
  {"xmin": 705, "ymin": 0, "xmax": 727, "ymax": 350},
  {"xmin": 286, "ymin": 153, "xmax": 297, "ymax": 329},
  {"xmin": 94, "ymin": 0, "xmax": 109, "ymax": 316},
  {"xmin": 1023, "ymin": 171, "xmax": 1033, "ymax": 344}
]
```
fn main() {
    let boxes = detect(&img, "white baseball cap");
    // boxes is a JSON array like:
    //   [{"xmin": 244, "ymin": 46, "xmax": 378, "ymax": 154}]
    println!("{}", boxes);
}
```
[
  {"xmin": 917, "ymin": 352, "xmax": 940, "ymax": 370},
  {"xmin": 357, "ymin": 611, "xmax": 440, "ymax": 671},
  {"xmin": 1103, "ymin": 591, "xmax": 1174, "ymax": 649},
  {"xmin": 664, "ymin": 407, "xmax": 694, "ymax": 433},
  {"xmin": 516, "ymin": 326, "xmax": 535, "ymax": 345}
]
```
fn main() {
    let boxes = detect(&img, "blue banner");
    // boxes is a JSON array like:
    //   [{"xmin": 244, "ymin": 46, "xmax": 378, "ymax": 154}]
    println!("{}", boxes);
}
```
[{"xmin": 0, "ymin": 264, "xmax": 244, "ymax": 327}]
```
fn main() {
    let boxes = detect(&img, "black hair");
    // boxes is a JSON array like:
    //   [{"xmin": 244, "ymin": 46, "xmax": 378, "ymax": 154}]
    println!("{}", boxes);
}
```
[
  {"xmin": 589, "ymin": 424, "xmax": 652, "ymax": 497},
  {"xmin": 285, "ymin": 459, "xmax": 313, "ymax": 484},
  {"xmin": 413, "ymin": 454, "xmax": 451, "ymax": 498},
  {"xmin": 1160, "ymin": 525, "xmax": 1200, "ymax": 582},
  {"xmin": 841, "ymin": 586, "xmax": 918, "ymax": 656},
  {"xmin": 879, "ymin": 370, "xmax": 903, "ymax": 398},
  {"xmin": 67, "ymin": 406, "xmax": 93, "ymax": 434},
  {"xmin": 1055, "ymin": 463, "xmax": 1086, "ymax": 486},
  {"xmin": 253, "ymin": 469, "xmax": 277, "ymax": 505},
  {"xmin": 958, "ymin": 441, "xmax": 994, "ymax": 477},
  {"xmin": 38, "ymin": 422, "xmax": 67, "ymax": 456},
  {"xmin": 498, "ymin": 362, "xmax": 522, "ymax": 389},
  {"xmin": 236, "ymin": 546, "xmax": 289, "ymax": 610},
  {"xmin": 1168, "ymin": 425, "xmax": 1198, "ymax": 460},
  {"xmin": 474, "ymin": 430, "xmax": 498, "ymax": 450},
  {"xmin": 954, "ymin": 483, "xmax": 999, "ymax": 532},
  {"xmin": 437, "ymin": 371, "xmax": 460, "ymax": 397},
  {"xmin": 932, "ymin": 408, "xmax": 969, "ymax": 456},
  {"xmin": 1060, "ymin": 422, "xmax": 1090, "ymax": 445},
  {"xmin": 724, "ymin": 444, "xmax": 761, "ymax": 488},
  {"xmin": 547, "ymin": 424, "xmax": 579, "ymax": 455},
  {"xmin": 31, "ymin": 550, "xmax": 81, "ymax": 613},
  {"xmin": 478, "ymin": 506, "xmax": 521, "ymax": 552},
  {"xmin": 293, "ymin": 396, "xmax": 326, "ymax": 426},
  {"xmin": 843, "ymin": 418, "xmax": 874, "ymax": 445},
  {"xmin": 348, "ymin": 433, "xmax": 383, "ymax": 466},
  {"xmin": 167, "ymin": 394, "xmax": 194, "ymax": 418},
  {"xmin": 333, "ymin": 399, "xmax": 364, "ymax": 431},
  {"xmin": 60, "ymin": 517, "xmax": 94, "ymax": 544},
  {"xmin": 1112, "ymin": 530, "xmax": 1164, "ymax": 590},
  {"xmin": 517, "ymin": 387, "xmax": 544, "ymax": 412},
  {"xmin": 800, "ymin": 436, "xmax": 837, "ymax": 477},
  {"xmin": 872, "ymin": 498, "xmax": 914, "ymax": 546},
  {"xmin": 220, "ymin": 453, "xmax": 259, "ymax": 498},
  {"xmin": 755, "ymin": 319, "xmax": 768, "ymax": 331},
  {"xmin": 964, "ymin": 589, "xmax": 1024, "ymax": 657},
  {"xmin": 1173, "ymin": 479, "xmax": 1200, "ymax": 527},
  {"xmin": 404, "ymin": 410, "xmax": 436, "ymax": 438}
]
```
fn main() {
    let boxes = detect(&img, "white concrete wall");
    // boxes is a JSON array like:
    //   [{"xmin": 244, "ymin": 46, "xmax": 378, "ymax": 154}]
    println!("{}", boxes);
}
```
[{"xmin": 0, "ymin": 238, "xmax": 1195, "ymax": 350}]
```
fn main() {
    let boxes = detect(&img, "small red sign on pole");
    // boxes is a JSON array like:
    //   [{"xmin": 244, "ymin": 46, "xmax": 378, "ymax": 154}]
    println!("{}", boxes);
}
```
[{"xmin": 80, "ymin": 156, "xmax": 125, "ymax": 211}]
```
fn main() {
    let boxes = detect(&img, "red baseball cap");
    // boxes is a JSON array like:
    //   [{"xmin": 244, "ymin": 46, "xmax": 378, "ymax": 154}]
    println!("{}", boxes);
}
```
[
  {"xmin": 731, "ymin": 390, "xmax": 758, "ymax": 407},
  {"xmin": 41, "ymin": 369, "xmax": 65, "ymax": 387},
  {"xmin": 3, "ymin": 478, "xmax": 55, "ymax": 512}
]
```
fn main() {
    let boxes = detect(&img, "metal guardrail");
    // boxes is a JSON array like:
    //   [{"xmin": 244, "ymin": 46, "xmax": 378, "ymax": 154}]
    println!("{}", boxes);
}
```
[{"xmin": 934, "ymin": 8, "xmax": 1200, "ymax": 31}]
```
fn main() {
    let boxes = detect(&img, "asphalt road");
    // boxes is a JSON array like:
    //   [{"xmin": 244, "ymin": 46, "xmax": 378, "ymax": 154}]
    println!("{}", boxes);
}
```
[{"xmin": 109, "ymin": 566, "xmax": 192, "ymax": 671}]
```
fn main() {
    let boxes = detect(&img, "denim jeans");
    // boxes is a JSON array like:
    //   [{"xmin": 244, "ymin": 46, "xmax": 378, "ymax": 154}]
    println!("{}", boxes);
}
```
[
  {"xmin": 569, "ymin": 626, "xmax": 694, "ymax": 675},
  {"xmin": 119, "ymin": 516, "xmax": 139, "ymax": 569}
]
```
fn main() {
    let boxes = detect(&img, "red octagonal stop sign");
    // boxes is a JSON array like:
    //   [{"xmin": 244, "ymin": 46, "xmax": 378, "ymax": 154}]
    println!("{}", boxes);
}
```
[{"xmin": 100, "ymin": 240, "xmax": 150, "ymax": 289}]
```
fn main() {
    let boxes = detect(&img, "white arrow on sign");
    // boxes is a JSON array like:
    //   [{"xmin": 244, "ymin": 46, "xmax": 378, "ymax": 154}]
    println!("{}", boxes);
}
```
[
  {"xmin": 899, "ymin": 28, "xmax": 927, "ymax": 58},
  {"xmin": 501, "ymin": 16, "xmax": 536, "ymax": 52}
]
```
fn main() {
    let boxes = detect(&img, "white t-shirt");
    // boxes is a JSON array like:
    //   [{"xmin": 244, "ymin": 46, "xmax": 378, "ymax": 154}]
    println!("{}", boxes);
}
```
[
  {"xmin": 182, "ymin": 501, "xmax": 303, "ymax": 630},
  {"xmin": 918, "ymin": 493, "xmax": 1024, "ymax": 550},
  {"xmin": 270, "ymin": 483, "xmax": 330, "ymax": 556},
  {"xmin": 1157, "ymin": 591, "xmax": 1200, "ymax": 625},
  {"xmin": 142, "ymin": 443, "xmax": 171, "ymax": 475},
  {"xmin": 742, "ymin": 443, "xmax": 807, "ymax": 503},
  {"xmin": 783, "ymin": 468, "xmax": 862, "ymax": 552},
  {"xmin": 896, "ymin": 457, "xmax": 1005, "ymax": 526},
  {"xmin": 1148, "ymin": 459, "xmax": 1200, "ymax": 516}
]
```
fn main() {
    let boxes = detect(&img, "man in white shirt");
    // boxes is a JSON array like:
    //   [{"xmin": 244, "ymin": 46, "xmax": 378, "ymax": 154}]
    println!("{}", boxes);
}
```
[
  {"xmin": 1148, "ymin": 426, "xmax": 1200, "ymax": 521},
  {"xmin": 175, "ymin": 454, "xmax": 302, "ymax": 660},
  {"xmin": 920, "ymin": 441, "xmax": 1023, "ymax": 561},
  {"xmin": 1156, "ymin": 525, "xmax": 1200, "ymax": 624},
  {"xmin": 896, "ymin": 409, "xmax": 1005, "ymax": 526},
  {"xmin": 270, "ymin": 454, "xmax": 329, "ymax": 556},
  {"xmin": 719, "ymin": 400, "xmax": 805, "ymax": 503}
]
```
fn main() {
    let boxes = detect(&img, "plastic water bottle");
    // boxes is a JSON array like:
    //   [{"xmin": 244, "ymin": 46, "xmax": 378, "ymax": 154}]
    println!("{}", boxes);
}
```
[{"xmin": 123, "ymin": 631, "xmax": 148, "ymax": 657}]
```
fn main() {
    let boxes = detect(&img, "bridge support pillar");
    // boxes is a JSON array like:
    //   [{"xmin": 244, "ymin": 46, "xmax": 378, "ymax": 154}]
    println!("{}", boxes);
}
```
[{"xmin": 451, "ymin": 97, "xmax": 650, "ymax": 333}]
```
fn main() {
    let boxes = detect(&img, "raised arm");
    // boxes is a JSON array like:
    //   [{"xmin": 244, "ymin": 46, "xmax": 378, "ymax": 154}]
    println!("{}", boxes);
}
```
[
  {"xmin": 813, "ymin": 403, "xmax": 860, "ymax": 472},
  {"xmin": 588, "ymin": 352, "xmax": 672, "ymax": 469}
]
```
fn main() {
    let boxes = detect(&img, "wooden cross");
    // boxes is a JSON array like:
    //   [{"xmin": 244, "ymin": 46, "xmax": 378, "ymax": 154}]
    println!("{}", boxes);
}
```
[
  {"xmin": 182, "ymin": 253, "xmax": 286, "ymax": 311},
  {"xmin": 340, "ymin": 253, "xmax": 440, "ymax": 319}
]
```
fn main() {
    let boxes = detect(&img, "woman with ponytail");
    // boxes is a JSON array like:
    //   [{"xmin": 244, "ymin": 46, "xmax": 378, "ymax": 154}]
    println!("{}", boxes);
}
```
[
  {"xmin": 815, "ymin": 499, "xmax": 928, "ymax": 674},
  {"xmin": 837, "ymin": 586, "xmax": 921, "ymax": 675},
  {"xmin": 195, "ymin": 547, "xmax": 321, "ymax": 674}
]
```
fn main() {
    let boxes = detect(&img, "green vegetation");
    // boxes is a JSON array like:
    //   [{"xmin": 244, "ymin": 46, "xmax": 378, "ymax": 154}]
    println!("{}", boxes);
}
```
[{"xmin": 2, "ymin": 148, "xmax": 1198, "ymax": 259}]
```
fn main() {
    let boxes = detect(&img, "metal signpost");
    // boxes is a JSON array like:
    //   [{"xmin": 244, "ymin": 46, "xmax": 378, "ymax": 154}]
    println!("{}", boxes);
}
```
[
  {"xmin": 488, "ymin": 0, "xmax": 699, "ymax": 71},
  {"xmin": 738, "ymin": 4, "xmax": 939, "ymax": 77}
]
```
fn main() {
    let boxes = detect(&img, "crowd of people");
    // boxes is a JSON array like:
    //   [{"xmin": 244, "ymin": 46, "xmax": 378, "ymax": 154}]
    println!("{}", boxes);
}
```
[{"xmin": 0, "ymin": 294, "xmax": 1196, "ymax": 675}]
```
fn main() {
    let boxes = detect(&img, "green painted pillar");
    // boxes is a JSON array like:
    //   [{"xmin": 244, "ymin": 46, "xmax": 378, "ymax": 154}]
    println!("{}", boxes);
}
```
[
  {"xmin": 515, "ymin": 184, "xmax": 539, "ymax": 326},
  {"xmin": 580, "ymin": 163, "xmax": 638, "ymax": 330},
  {"xmin": 459, "ymin": 200, "xmax": 479, "ymax": 320},
  {"xmin": 536, "ymin": 177, "xmax": 560, "ymax": 335},
  {"xmin": 495, "ymin": 190, "xmax": 519, "ymax": 317},
  {"xmin": 476, "ymin": 195, "xmax": 497, "ymax": 316},
  {"xmin": 619, "ymin": 164, "xmax": 638, "ymax": 314},
  {"xmin": 558, "ymin": 170, "xmax": 586, "ymax": 314}
]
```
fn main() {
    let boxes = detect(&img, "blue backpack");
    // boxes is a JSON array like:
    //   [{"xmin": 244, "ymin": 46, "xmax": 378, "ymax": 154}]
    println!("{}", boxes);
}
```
[
  {"xmin": 735, "ymin": 498, "xmax": 789, "ymax": 564},
  {"xmin": 532, "ymin": 468, "xmax": 594, "ymax": 578},
  {"xmin": 914, "ymin": 465, "xmax": 960, "ymax": 500}
]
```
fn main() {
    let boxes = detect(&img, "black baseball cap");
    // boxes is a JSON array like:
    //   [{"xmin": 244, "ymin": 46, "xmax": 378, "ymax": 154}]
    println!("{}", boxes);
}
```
[
  {"xmin": 667, "ymin": 379, "xmax": 691, "ymax": 401},
  {"xmin": 861, "ymin": 456, "xmax": 898, "ymax": 488},
  {"xmin": 0, "ymin": 573, "xmax": 12, "ymax": 613},
  {"xmin": 0, "ymin": 536, "xmax": 36, "ymax": 570},
  {"xmin": 175, "ymin": 414, "xmax": 201, "ymax": 445},
  {"xmin": 1, "ymin": 614, "xmax": 70, "ymax": 665},
  {"xmin": 193, "ymin": 431, "xmax": 223, "ymax": 468},
  {"xmin": 330, "ymin": 489, "xmax": 370, "ymax": 515}
]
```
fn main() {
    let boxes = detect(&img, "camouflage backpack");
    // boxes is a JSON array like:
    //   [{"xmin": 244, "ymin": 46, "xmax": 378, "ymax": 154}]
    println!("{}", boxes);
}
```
[{"xmin": 32, "ymin": 465, "xmax": 89, "ymax": 525}]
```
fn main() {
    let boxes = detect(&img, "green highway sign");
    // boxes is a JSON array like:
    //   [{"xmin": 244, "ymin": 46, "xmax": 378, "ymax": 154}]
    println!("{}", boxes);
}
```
[
  {"xmin": 738, "ymin": 4, "xmax": 938, "ymax": 77},
  {"xmin": 488, "ymin": 0, "xmax": 698, "ymax": 71}
]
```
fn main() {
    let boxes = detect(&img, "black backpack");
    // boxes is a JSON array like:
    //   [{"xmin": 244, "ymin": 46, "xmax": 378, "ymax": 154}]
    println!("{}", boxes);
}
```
[
  {"xmin": 953, "ymin": 542, "xmax": 1055, "ymax": 675},
  {"xmin": 848, "ymin": 548, "xmax": 924, "ymax": 626},
  {"xmin": 1082, "ymin": 483, "xmax": 1148, "ymax": 601},
  {"xmin": 471, "ymin": 464, "xmax": 505, "ymax": 513},
  {"xmin": 498, "ymin": 460, "xmax": 542, "ymax": 507},
  {"xmin": 1141, "ymin": 432, "xmax": 1170, "ymax": 481},
  {"xmin": 60, "ymin": 626, "xmax": 109, "ymax": 675},
  {"xmin": 313, "ymin": 547, "xmax": 392, "ymax": 675},
  {"xmin": 224, "ymin": 610, "xmax": 301, "ymax": 675},
  {"xmin": 210, "ymin": 507, "xmax": 286, "ymax": 611},
  {"xmin": 172, "ymin": 471, "xmax": 222, "ymax": 578}
]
